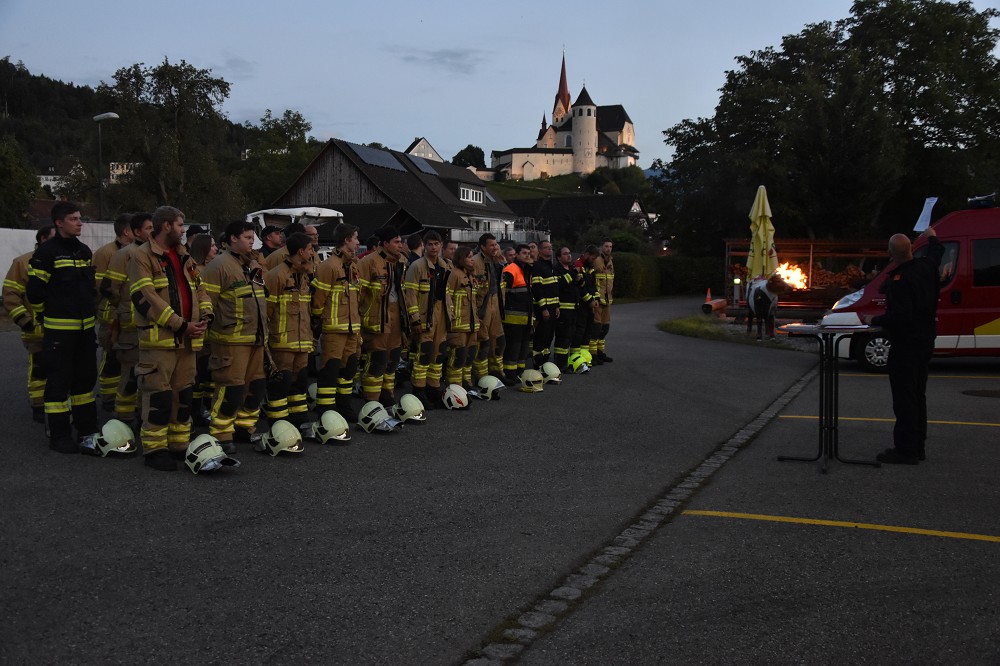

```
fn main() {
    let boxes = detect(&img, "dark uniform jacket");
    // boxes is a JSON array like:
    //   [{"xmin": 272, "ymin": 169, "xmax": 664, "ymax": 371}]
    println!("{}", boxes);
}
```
[
  {"xmin": 871, "ymin": 235, "xmax": 944, "ymax": 351},
  {"xmin": 531, "ymin": 259, "xmax": 558, "ymax": 314},
  {"xmin": 26, "ymin": 234, "xmax": 97, "ymax": 331},
  {"xmin": 554, "ymin": 262, "xmax": 583, "ymax": 311}
]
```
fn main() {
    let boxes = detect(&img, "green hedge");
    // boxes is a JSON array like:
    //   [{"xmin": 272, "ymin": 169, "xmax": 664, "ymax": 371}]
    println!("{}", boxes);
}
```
[{"xmin": 603, "ymin": 253, "xmax": 726, "ymax": 299}]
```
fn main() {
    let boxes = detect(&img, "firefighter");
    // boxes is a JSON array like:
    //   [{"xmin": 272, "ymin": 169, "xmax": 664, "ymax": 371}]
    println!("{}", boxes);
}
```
[
  {"xmin": 553, "ymin": 246, "xmax": 583, "ymax": 371},
  {"xmin": 445, "ymin": 246, "xmax": 480, "ymax": 396},
  {"xmin": 403, "ymin": 230, "xmax": 450, "ymax": 408},
  {"xmin": 188, "ymin": 232, "xmax": 218, "ymax": 426},
  {"xmin": 93, "ymin": 214, "xmax": 134, "ymax": 411},
  {"xmin": 312, "ymin": 223, "xmax": 362, "ymax": 422},
  {"xmin": 357, "ymin": 225, "xmax": 407, "ymax": 407},
  {"xmin": 531, "ymin": 240, "xmax": 559, "ymax": 368},
  {"xmin": 500, "ymin": 244, "xmax": 534, "ymax": 385},
  {"xmin": 3, "ymin": 225, "xmax": 56, "ymax": 423},
  {"xmin": 100, "ymin": 212, "xmax": 153, "ymax": 425},
  {"xmin": 201, "ymin": 220, "xmax": 269, "ymax": 454},
  {"xmin": 592, "ymin": 238, "xmax": 615, "ymax": 363},
  {"xmin": 573, "ymin": 246, "xmax": 601, "ymax": 360},
  {"xmin": 263, "ymin": 232, "xmax": 315, "ymax": 428},
  {"xmin": 471, "ymin": 233, "xmax": 506, "ymax": 383},
  {"xmin": 26, "ymin": 201, "xmax": 100, "ymax": 453},
  {"xmin": 129, "ymin": 206, "xmax": 212, "ymax": 471}
]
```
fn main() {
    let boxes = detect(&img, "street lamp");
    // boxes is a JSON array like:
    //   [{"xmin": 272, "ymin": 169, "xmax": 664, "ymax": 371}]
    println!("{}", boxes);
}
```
[{"xmin": 93, "ymin": 112, "xmax": 119, "ymax": 220}]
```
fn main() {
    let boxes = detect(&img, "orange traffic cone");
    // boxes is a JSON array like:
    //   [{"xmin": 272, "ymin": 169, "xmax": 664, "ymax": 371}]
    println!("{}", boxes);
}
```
[{"xmin": 705, "ymin": 288, "xmax": 712, "ymax": 303}]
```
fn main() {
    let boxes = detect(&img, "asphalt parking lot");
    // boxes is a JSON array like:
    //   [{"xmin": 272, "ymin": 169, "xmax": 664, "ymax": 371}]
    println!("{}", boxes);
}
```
[{"xmin": 2, "ymin": 298, "xmax": 998, "ymax": 665}]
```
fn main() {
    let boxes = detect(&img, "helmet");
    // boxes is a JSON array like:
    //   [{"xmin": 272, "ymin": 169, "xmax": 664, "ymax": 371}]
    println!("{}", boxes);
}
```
[
  {"xmin": 306, "ymin": 382, "xmax": 318, "ymax": 411},
  {"xmin": 567, "ymin": 352, "xmax": 590, "ymax": 374},
  {"xmin": 80, "ymin": 419, "xmax": 138, "ymax": 457},
  {"xmin": 477, "ymin": 375, "xmax": 504, "ymax": 401},
  {"xmin": 256, "ymin": 420, "xmax": 305, "ymax": 456},
  {"xmin": 540, "ymin": 362, "xmax": 562, "ymax": 384},
  {"xmin": 185, "ymin": 434, "xmax": 240, "ymax": 474},
  {"xmin": 392, "ymin": 393, "xmax": 427, "ymax": 423},
  {"xmin": 313, "ymin": 410, "xmax": 351, "ymax": 444},
  {"xmin": 519, "ymin": 369, "xmax": 545, "ymax": 393},
  {"xmin": 358, "ymin": 401, "xmax": 403, "ymax": 433},
  {"xmin": 442, "ymin": 384, "xmax": 469, "ymax": 410},
  {"xmin": 577, "ymin": 349, "xmax": 593, "ymax": 364}
]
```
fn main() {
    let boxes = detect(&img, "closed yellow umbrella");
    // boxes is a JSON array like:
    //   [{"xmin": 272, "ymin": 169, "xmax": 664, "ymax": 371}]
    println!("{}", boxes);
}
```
[{"xmin": 747, "ymin": 185, "xmax": 778, "ymax": 279}]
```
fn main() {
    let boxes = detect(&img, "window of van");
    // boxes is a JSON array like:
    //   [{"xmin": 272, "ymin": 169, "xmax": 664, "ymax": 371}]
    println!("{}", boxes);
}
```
[
  {"xmin": 915, "ymin": 241, "xmax": 960, "ymax": 286},
  {"xmin": 972, "ymin": 238, "xmax": 1000, "ymax": 287}
]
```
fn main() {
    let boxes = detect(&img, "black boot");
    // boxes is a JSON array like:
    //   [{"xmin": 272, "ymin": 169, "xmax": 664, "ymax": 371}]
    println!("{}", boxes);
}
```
[
  {"xmin": 379, "ymin": 390, "xmax": 395, "ymax": 409},
  {"xmin": 32, "ymin": 406, "xmax": 46, "ymax": 424},
  {"xmin": 336, "ymin": 394, "xmax": 358, "ymax": 423},
  {"xmin": 144, "ymin": 449, "xmax": 178, "ymax": 471}
]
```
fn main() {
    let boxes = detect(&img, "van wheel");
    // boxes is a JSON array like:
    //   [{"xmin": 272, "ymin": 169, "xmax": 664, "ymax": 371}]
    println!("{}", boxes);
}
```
[{"xmin": 855, "ymin": 334, "xmax": 890, "ymax": 373}]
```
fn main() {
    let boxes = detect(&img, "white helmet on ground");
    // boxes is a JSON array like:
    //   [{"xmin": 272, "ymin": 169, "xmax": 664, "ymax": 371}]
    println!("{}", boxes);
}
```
[
  {"xmin": 540, "ymin": 362, "xmax": 562, "ymax": 384},
  {"xmin": 185, "ymin": 434, "xmax": 240, "ymax": 474},
  {"xmin": 442, "ymin": 384, "xmax": 470, "ymax": 410},
  {"xmin": 311, "ymin": 410, "xmax": 352, "ymax": 443},
  {"xmin": 519, "ymin": 369, "xmax": 545, "ymax": 393},
  {"xmin": 256, "ymin": 420, "xmax": 305, "ymax": 456},
  {"xmin": 358, "ymin": 401, "xmax": 403, "ymax": 433},
  {"xmin": 477, "ymin": 375, "xmax": 504, "ymax": 401},
  {"xmin": 306, "ymin": 382, "xmax": 318, "ymax": 411},
  {"xmin": 393, "ymin": 393, "xmax": 427, "ymax": 423},
  {"xmin": 80, "ymin": 419, "xmax": 138, "ymax": 457}
]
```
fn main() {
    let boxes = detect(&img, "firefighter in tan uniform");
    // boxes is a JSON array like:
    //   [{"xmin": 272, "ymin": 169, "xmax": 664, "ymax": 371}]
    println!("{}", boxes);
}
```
[
  {"xmin": 201, "ymin": 221, "xmax": 269, "ymax": 453},
  {"xmin": 263, "ymin": 232, "xmax": 315, "ymax": 428},
  {"xmin": 129, "ymin": 206, "xmax": 212, "ymax": 471},
  {"xmin": 3, "ymin": 225, "xmax": 56, "ymax": 423},
  {"xmin": 93, "ymin": 214, "xmax": 134, "ymax": 410},
  {"xmin": 445, "ymin": 246, "xmax": 480, "ymax": 395},
  {"xmin": 312, "ymin": 223, "xmax": 362, "ymax": 422},
  {"xmin": 471, "ymin": 233, "xmax": 505, "ymax": 383},
  {"xmin": 100, "ymin": 213, "xmax": 153, "ymax": 424},
  {"xmin": 403, "ymin": 230, "xmax": 450, "ymax": 408},
  {"xmin": 592, "ymin": 239, "xmax": 615, "ymax": 363},
  {"xmin": 356, "ymin": 226, "xmax": 407, "ymax": 407}
]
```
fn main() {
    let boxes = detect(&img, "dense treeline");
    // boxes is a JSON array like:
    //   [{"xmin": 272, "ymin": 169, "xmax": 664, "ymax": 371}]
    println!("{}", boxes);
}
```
[{"xmin": 654, "ymin": 0, "xmax": 1000, "ymax": 255}]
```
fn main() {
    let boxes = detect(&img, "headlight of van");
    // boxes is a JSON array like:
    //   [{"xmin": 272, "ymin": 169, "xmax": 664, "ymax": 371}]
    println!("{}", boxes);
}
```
[{"xmin": 831, "ymin": 289, "xmax": 864, "ymax": 311}]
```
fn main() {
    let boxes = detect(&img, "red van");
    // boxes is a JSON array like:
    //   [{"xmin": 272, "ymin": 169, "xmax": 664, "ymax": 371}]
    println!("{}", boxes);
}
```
[{"xmin": 820, "ymin": 205, "xmax": 1000, "ymax": 371}]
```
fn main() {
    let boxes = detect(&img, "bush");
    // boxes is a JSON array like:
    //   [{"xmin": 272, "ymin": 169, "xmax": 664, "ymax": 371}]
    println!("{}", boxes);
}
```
[
  {"xmin": 656, "ymin": 255, "xmax": 724, "ymax": 295},
  {"xmin": 612, "ymin": 252, "xmax": 661, "ymax": 299}
]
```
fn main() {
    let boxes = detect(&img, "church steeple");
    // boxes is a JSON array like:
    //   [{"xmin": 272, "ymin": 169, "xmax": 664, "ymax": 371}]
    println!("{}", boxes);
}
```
[{"xmin": 552, "ymin": 51, "xmax": 572, "ymax": 125}]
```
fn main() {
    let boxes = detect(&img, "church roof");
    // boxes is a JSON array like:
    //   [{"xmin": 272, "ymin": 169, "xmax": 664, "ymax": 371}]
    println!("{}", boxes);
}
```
[
  {"xmin": 596, "ymin": 105, "xmax": 633, "ymax": 131},
  {"xmin": 574, "ymin": 86, "xmax": 595, "ymax": 107},
  {"xmin": 553, "ymin": 54, "xmax": 571, "ymax": 116}
]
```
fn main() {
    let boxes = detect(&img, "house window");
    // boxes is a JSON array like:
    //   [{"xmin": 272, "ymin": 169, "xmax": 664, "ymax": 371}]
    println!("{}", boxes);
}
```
[
  {"xmin": 586, "ymin": 109, "xmax": 592, "ymax": 116},
  {"xmin": 460, "ymin": 186, "xmax": 484, "ymax": 204}
]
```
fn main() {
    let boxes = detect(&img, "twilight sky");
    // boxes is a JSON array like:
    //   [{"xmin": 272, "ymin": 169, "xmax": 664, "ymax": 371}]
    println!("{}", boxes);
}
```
[{"xmin": 2, "ymin": 1, "xmax": 995, "ymax": 166}]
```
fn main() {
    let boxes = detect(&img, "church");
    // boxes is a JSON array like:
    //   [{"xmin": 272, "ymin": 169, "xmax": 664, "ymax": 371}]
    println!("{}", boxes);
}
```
[{"xmin": 489, "ymin": 54, "xmax": 639, "ymax": 181}]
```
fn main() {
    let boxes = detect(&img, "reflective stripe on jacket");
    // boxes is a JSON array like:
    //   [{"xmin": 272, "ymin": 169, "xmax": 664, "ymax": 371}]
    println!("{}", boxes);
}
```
[
  {"xmin": 26, "ymin": 234, "xmax": 97, "ymax": 331},
  {"xmin": 265, "ymin": 260, "xmax": 314, "ymax": 352},
  {"xmin": 312, "ymin": 250, "xmax": 360, "ymax": 333},
  {"xmin": 593, "ymin": 254, "xmax": 614, "ymax": 306},
  {"xmin": 446, "ymin": 267, "xmax": 479, "ymax": 333},
  {"xmin": 201, "ymin": 251, "xmax": 267, "ymax": 345},
  {"xmin": 502, "ymin": 262, "xmax": 532, "ymax": 326},
  {"xmin": 357, "ymin": 248, "xmax": 407, "ymax": 334},
  {"xmin": 403, "ymin": 255, "xmax": 449, "ymax": 330},
  {"xmin": 3, "ymin": 252, "xmax": 42, "ymax": 341}
]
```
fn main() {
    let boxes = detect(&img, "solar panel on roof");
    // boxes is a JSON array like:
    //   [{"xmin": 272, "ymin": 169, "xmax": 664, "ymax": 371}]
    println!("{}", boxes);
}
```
[
  {"xmin": 349, "ymin": 142, "xmax": 406, "ymax": 171},
  {"xmin": 409, "ymin": 155, "xmax": 438, "ymax": 175}
]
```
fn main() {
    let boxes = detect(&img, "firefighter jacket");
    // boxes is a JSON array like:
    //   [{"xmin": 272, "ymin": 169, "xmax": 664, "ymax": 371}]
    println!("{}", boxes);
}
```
[
  {"xmin": 531, "ymin": 258, "xmax": 559, "ymax": 313},
  {"xmin": 357, "ymin": 247, "xmax": 407, "ymax": 333},
  {"xmin": 471, "ymin": 251, "xmax": 505, "ymax": 320},
  {"xmin": 3, "ymin": 251, "xmax": 43, "ymax": 342},
  {"xmin": 403, "ymin": 255, "xmax": 450, "ymax": 331},
  {"xmin": 575, "ymin": 258, "xmax": 600, "ymax": 307},
  {"xmin": 445, "ymin": 266, "xmax": 480, "ymax": 333},
  {"xmin": 129, "ymin": 238, "xmax": 212, "ymax": 351},
  {"xmin": 201, "ymin": 250, "xmax": 268, "ymax": 346},
  {"xmin": 312, "ymin": 249, "xmax": 361, "ymax": 334},
  {"xmin": 554, "ymin": 262, "xmax": 584, "ymax": 311},
  {"xmin": 265, "ymin": 259, "xmax": 314, "ymax": 352},
  {"xmin": 501, "ymin": 260, "xmax": 533, "ymax": 326},
  {"xmin": 26, "ymin": 234, "xmax": 97, "ymax": 331},
  {"xmin": 93, "ymin": 238, "xmax": 125, "ymax": 324},
  {"xmin": 264, "ymin": 245, "xmax": 321, "ymax": 275},
  {"xmin": 593, "ymin": 253, "xmax": 615, "ymax": 306},
  {"xmin": 100, "ymin": 240, "xmax": 143, "ymax": 332}
]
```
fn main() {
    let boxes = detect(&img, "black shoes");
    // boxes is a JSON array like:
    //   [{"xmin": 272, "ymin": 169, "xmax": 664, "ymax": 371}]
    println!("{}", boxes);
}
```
[
  {"xmin": 597, "ymin": 352, "xmax": 614, "ymax": 363},
  {"xmin": 33, "ymin": 406, "xmax": 46, "ymax": 424},
  {"xmin": 219, "ymin": 440, "xmax": 237, "ymax": 455},
  {"xmin": 876, "ymin": 448, "xmax": 920, "ymax": 465},
  {"xmin": 49, "ymin": 438, "xmax": 79, "ymax": 454},
  {"xmin": 144, "ymin": 449, "xmax": 178, "ymax": 471}
]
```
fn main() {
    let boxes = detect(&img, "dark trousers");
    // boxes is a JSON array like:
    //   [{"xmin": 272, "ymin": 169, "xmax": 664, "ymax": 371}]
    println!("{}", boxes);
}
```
[
  {"xmin": 43, "ymin": 327, "xmax": 98, "ymax": 444},
  {"xmin": 887, "ymin": 343, "xmax": 931, "ymax": 457},
  {"xmin": 532, "ymin": 310, "xmax": 556, "ymax": 366},
  {"xmin": 553, "ymin": 309, "xmax": 577, "ymax": 368},
  {"xmin": 502, "ymin": 322, "xmax": 531, "ymax": 378}
]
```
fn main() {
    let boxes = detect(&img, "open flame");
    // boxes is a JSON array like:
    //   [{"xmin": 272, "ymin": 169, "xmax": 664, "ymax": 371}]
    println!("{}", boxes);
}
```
[{"xmin": 776, "ymin": 262, "xmax": 808, "ymax": 289}]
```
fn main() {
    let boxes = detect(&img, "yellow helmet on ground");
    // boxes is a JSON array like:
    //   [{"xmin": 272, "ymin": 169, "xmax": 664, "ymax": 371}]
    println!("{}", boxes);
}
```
[{"xmin": 519, "ymin": 369, "xmax": 545, "ymax": 393}]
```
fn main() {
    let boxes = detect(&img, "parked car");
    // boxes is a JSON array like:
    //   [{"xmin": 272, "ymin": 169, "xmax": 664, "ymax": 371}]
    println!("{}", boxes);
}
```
[{"xmin": 821, "ymin": 203, "xmax": 1000, "ymax": 371}]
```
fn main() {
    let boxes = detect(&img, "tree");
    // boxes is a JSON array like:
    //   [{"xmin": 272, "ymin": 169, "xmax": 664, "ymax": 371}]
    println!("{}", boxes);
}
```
[
  {"xmin": 97, "ymin": 58, "xmax": 246, "ymax": 221},
  {"xmin": 656, "ymin": 0, "xmax": 1000, "ymax": 255},
  {"xmin": 0, "ymin": 135, "xmax": 39, "ymax": 227},
  {"xmin": 238, "ymin": 109, "xmax": 323, "ymax": 209},
  {"xmin": 451, "ymin": 144, "xmax": 485, "ymax": 169}
]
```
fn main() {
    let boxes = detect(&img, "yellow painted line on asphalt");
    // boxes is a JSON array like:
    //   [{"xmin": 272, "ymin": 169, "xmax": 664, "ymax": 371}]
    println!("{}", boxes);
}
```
[
  {"xmin": 683, "ymin": 510, "xmax": 1000, "ymax": 543},
  {"xmin": 779, "ymin": 415, "xmax": 1000, "ymax": 427}
]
